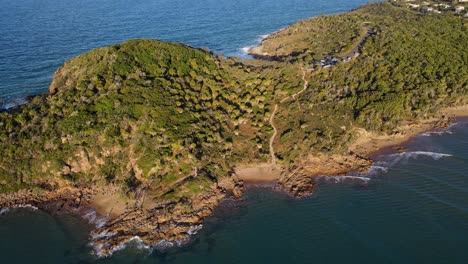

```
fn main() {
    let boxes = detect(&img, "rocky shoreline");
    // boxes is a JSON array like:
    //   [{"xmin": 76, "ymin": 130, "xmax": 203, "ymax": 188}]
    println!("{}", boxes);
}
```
[
  {"xmin": 0, "ymin": 112, "xmax": 463, "ymax": 257},
  {"xmin": 0, "ymin": 176, "xmax": 244, "ymax": 257}
]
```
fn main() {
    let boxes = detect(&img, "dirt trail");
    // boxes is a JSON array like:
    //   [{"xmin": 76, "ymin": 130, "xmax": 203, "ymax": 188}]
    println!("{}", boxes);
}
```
[
  {"xmin": 270, "ymin": 68, "xmax": 309, "ymax": 167},
  {"xmin": 280, "ymin": 69, "xmax": 309, "ymax": 103},
  {"xmin": 269, "ymin": 104, "xmax": 278, "ymax": 167}
]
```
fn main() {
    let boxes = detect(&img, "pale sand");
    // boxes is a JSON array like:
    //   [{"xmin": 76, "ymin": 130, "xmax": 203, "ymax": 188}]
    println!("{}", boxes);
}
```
[
  {"xmin": 443, "ymin": 104, "xmax": 468, "ymax": 117},
  {"xmin": 236, "ymin": 105, "xmax": 468, "ymax": 183},
  {"xmin": 235, "ymin": 163, "xmax": 282, "ymax": 183},
  {"xmin": 350, "ymin": 105, "xmax": 468, "ymax": 157},
  {"xmin": 248, "ymin": 46, "xmax": 266, "ymax": 56},
  {"xmin": 90, "ymin": 192, "xmax": 127, "ymax": 219}
]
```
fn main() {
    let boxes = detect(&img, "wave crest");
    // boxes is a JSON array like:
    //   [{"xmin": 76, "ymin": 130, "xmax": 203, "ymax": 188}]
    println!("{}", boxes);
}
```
[
  {"xmin": 318, "ymin": 175, "xmax": 371, "ymax": 184},
  {"xmin": 384, "ymin": 151, "xmax": 452, "ymax": 166}
]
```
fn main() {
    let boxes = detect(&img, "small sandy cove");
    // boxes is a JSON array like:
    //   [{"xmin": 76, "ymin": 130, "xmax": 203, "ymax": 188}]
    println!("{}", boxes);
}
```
[
  {"xmin": 351, "ymin": 105, "xmax": 468, "ymax": 157},
  {"xmin": 235, "ymin": 105, "xmax": 468, "ymax": 183},
  {"xmin": 90, "ymin": 191, "xmax": 127, "ymax": 219},
  {"xmin": 235, "ymin": 163, "xmax": 282, "ymax": 183}
]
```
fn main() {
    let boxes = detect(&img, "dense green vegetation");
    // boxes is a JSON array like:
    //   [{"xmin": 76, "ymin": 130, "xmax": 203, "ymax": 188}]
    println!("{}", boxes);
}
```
[
  {"xmin": 0, "ymin": 39, "xmax": 301, "ymax": 198},
  {"xmin": 253, "ymin": 2, "xmax": 467, "ymax": 164},
  {"xmin": 0, "ymin": 2, "xmax": 466, "ymax": 199}
]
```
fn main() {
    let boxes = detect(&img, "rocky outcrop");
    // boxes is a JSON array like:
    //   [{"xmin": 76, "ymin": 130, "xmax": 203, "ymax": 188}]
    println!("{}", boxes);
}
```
[
  {"xmin": 278, "ymin": 152, "xmax": 372, "ymax": 198},
  {"xmin": 90, "ymin": 175, "xmax": 243, "ymax": 256},
  {"xmin": 0, "ymin": 176, "xmax": 244, "ymax": 258},
  {"xmin": 0, "ymin": 180, "xmax": 88, "ymax": 209}
]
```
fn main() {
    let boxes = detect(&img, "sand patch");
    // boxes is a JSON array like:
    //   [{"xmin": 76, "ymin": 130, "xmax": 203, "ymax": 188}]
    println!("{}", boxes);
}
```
[
  {"xmin": 90, "ymin": 192, "xmax": 128, "ymax": 219},
  {"xmin": 442, "ymin": 105, "xmax": 468, "ymax": 117},
  {"xmin": 235, "ymin": 163, "xmax": 281, "ymax": 183}
]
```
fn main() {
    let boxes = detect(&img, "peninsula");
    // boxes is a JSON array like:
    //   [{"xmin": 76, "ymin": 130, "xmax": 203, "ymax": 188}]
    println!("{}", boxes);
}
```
[{"xmin": 0, "ymin": 1, "xmax": 467, "ymax": 256}]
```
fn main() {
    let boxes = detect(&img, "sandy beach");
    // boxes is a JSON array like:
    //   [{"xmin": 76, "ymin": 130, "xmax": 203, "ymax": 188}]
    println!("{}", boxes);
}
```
[
  {"xmin": 235, "ymin": 104, "xmax": 468, "ymax": 184},
  {"xmin": 351, "ymin": 105, "xmax": 468, "ymax": 158},
  {"xmin": 235, "ymin": 163, "xmax": 282, "ymax": 183}
]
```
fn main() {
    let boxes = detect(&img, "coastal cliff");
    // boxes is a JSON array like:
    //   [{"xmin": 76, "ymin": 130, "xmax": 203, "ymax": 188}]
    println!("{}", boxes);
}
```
[{"xmin": 0, "ymin": 2, "xmax": 467, "ymax": 256}]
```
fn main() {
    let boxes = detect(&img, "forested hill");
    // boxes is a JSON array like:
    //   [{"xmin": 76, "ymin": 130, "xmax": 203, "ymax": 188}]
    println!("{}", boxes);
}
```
[
  {"xmin": 0, "ymin": 2, "xmax": 467, "ymax": 198},
  {"xmin": 251, "ymin": 2, "xmax": 467, "ymax": 129}
]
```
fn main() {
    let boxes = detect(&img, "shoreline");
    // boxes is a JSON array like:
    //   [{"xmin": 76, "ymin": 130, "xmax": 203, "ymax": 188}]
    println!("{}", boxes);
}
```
[
  {"xmin": 0, "ymin": 110, "xmax": 465, "ymax": 257},
  {"xmin": 0, "ymin": 2, "xmax": 466, "ymax": 258},
  {"xmin": 235, "ymin": 105, "xmax": 468, "ymax": 197}
]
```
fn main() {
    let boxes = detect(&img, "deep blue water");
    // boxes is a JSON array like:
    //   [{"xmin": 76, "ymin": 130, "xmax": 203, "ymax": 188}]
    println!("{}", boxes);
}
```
[
  {"xmin": 2, "ymin": 0, "xmax": 468, "ymax": 263},
  {"xmin": 2, "ymin": 122, "xmax": 468, "ymax": 263},
  {"xmin": 0, "ymin": 0, "xmax": 372, "ymax": 107}
]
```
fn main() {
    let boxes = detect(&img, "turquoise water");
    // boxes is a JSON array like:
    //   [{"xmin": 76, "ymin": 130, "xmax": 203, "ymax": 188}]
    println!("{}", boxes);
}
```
[
  {"xmin": 0, "ymin": 0, "xmax": 372, "ymax": 106},
  {"xmin": 2, "ymin": 122, "xmax": 467, "ymax": 263}
]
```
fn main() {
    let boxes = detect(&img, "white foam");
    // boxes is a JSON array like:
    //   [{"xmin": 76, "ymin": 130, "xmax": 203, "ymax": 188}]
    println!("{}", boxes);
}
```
[
  {"xmin": 390, "ymin": 151, "xmax": 451, "ymax": 161},
  {"xmin": 107, "ymin": 236, "xmax": 152, "ymax": 256},
  {"xmin": 256, "ymin": 34, "xmax": 270, "ymax": 42},
  {"xmin": 83, "ymin": 210, "xmax": 108, "ymax": 228},
  {"xmin": 83, "ymin": 211, "xmax": 97, "ymax": 222},
  {"xmin": 94, "ymin": 217, "xmax": 107, "ymax": 228},
  {"xmin": 319, "ymin": 175, "xmax": 371, "ymax": 184},
  {"xmin": 240, "ymin": 46, "xmax": 254, "ymax": 54},
  {"xmin": 378, "ymin": 151, "xmax": 452, "ymax": 167},
  {"xmin": 13, "ymin": 204, "xmax": 38, "ymax": 210},
  {"xmin": 366, "ymin": 165, "xmax": 389, "ymax": 175},
  {"xmin": 0, "ymin": 205, "xmax": 39, "ymax": 216},
  {"xmin": 91, "ymin": 229, "xmax": 117, "ymax": 240},
  {"xmin": 188, "ymin": 224, "xmax": 203, "ymax": 235},
  {"xmin": 91, "ymin": 242, "xmax": 108, "ymax": 258},
  {"xmin": 421, "ymin": 130, "xmax": 453, "ymax": 136},
  {"xmin": 91, "ymin": 223, "xmax": 204, "ymax": 257},
  {"xmin": 3, "ymin": 97, "xmax": 29, "ymax": 110},
  {"xmin": 153, "ymin": 239, "xmax": 175, "ymax": 252},
  {"xmin": 238, "ymin": 33, "xmax": 270, "ymax": 56}
]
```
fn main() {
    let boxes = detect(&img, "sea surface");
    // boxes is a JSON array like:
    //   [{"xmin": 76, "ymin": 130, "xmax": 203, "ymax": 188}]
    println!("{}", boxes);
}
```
[
  {"xmin": 1, "ymin": 0, "xmax": 468, "ymax": 263},
  {"xmin": 2, "ymin": 122, "xmax": 468, "ymax": 263},
  {"xmin": 0, "ymin": 0, "xmax": 372, "ymax": 107}
]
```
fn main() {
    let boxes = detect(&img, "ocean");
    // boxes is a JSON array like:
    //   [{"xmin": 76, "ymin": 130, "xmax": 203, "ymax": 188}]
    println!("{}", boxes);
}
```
[
  {"xmin": 2, "ymin": 122, "xmax": 467, "ymax": 263},
  {"xmin": 1, "ymin": 0, "xmax": 468, "ymax": 263},
  {"xmin": 0, "ymin": 0, "xmax": 372, "ymax": 107}
]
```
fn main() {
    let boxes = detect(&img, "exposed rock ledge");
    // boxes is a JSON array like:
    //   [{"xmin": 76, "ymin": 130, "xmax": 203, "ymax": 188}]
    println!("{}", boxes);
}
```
[
  {"xmin": 0, "ymin": 112, "xmax": 464, "ymax": 256},
  {"xmin": 0, "ymin": 176, "xmax": 244, "ymax": 257}
]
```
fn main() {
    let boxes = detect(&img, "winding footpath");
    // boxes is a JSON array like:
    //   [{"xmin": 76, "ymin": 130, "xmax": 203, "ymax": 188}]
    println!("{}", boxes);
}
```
[
  {"xmin": 269, "ymin": 104, "xmax": 279, "ymax": 167},
  {"xmin": 269, "ymin": 69, "xmax": 309, "ymax": 167}
]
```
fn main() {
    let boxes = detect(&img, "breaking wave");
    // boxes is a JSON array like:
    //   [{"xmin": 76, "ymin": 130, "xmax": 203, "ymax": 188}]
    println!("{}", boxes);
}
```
[
  {"xmin": 238, "ymin": 33, "xmax": 270, "ymax": 56},
  {"xmin": 315, "ymin": 150, "xmax": 452, "ymax": 185},
  {"xmin": 188, "ymin": 224, "xmax": 203, "ymax": 235},
  {"xmin": 0, "ymin": 208, "xmax": 10, "ymax": 215},
  {"xmin": 382, "ymin": 151, "xmax": 453, "ymax": 166},
  {"xmin": 1, "ymin": 97, "xmax": 29, "ymax": 110},
  {"xmin": 240, "ymin": 46, "xmax": 254, "ymax": 54},
  {"xmin": 421, "ymin": 130, "xmax": 453, "ymax": 137},
  {"xmin": 82, "ymin": 210, "xmax": 107, "ymax": 228},
  {"xmin": 0, "ymin": 204, "xmax": 39, "ymax": 216},
  {"xmin": 91, "ymin": 223, "xmax": 204, "ymax": 257},
  {"xmin": 318, "ymin": 175, "xmax": 372, "ymax": 184},
  {"xmin": 153, "ymin": 239, "xmax": 176, "ymax": 252},
  {"xmin": 91, "ymin": 229, "xmax": 117, "ymax": 241},
  {"xmin": 318, "ymin": 163, "xmax": 390, "ymax": 185},
  {"xmin": 107, "ymin": 236, "xmax": 153, "ymax": 256},
  {"xmin": 420, "ymin": 123, "xmax": 458, "ymax": 137},
  {"xmin": 14, "ymin": 204, "xmax": 39, "ymax": 210}
]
